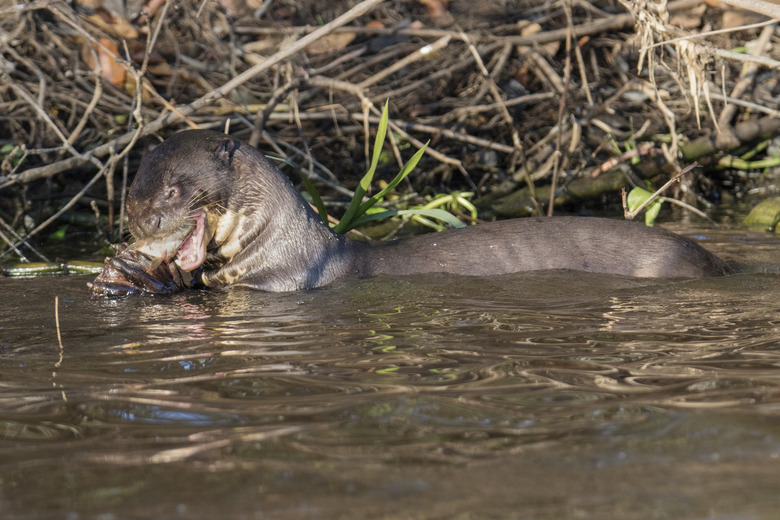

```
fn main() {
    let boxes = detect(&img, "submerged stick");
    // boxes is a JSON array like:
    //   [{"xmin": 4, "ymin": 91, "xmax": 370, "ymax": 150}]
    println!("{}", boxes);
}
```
[{"xmin": 54, "ymin": 296, "xmax": 63, "ymax": 352}]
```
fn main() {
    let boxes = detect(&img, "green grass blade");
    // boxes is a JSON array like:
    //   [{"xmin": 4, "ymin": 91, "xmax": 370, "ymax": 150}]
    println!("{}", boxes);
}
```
[
  {"xmin": 401, "ymin": 208, "xmax": 465, "ymax": 228},
  {"xmin": 334, "ymin": 101, "xmax": 390, "ymax": 233},
  {"xmin": 350, "ymin": 210, "xmax": 400, "ymax": 228},
  {"xmin": 358, "ymin": 141, "xmax": 429, "ymax": 216},
  {"xmin": 350, "ymin": 208, "xmax": 465, "ymax": 230}
]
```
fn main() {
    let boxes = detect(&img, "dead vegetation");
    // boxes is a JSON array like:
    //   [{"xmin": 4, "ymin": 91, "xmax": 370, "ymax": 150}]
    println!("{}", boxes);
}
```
[{"xmin": 1, "ymin": 0, "xmax": 779, "ymax": 263}]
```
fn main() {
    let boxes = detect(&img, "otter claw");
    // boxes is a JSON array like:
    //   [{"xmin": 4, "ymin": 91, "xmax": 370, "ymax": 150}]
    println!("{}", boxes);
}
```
[{"xmin": 89, "ymin": 244, "xmax": 186, "ymax": 297}]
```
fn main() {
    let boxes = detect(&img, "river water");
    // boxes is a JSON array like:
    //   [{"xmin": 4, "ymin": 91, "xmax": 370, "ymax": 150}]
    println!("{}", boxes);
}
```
[{"xmin": 1, "ymin": 226, "xmax": 779, "ymax": 519}]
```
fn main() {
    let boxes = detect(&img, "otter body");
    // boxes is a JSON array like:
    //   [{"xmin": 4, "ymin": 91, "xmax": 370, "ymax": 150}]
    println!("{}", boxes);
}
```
[
  {"xmin": 363, "ymin": 217, "xmax": 729, "ymax": 280},
  {"xmin": 98, "ymin": 130, "xmax": 731, "ymax": 295}
]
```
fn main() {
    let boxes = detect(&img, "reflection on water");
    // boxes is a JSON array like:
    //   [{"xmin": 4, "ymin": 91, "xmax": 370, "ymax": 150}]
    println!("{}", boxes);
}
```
[{"xmin": 1, "ymin": 229, "xmax": 780, "ymax": 518}]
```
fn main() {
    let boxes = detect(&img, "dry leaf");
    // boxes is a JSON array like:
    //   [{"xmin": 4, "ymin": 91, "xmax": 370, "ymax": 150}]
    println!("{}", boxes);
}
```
[
  {"xmin": 722, "ymin": 9, "xmax": 769, "ymax": 29},
  {"xmin": 306, "ymin": 32, "xmax": 357, "ymax": 55},
  {"xmin": 133, "ymin": 0, "xmax": 167, "ymax": 24},
  {"xmin": 85, "ymin": 9, "xmax": 138, "ymax": 39},
  {"xmin": 217, "ymin": 0, "xmax": 244, "ymax": 17},
  {"xmin": 417, "ymin": 0, "xmax": 449, "ymax": 19},
  {"xmin": 702, "ymin": 0, "xmax": 770, "ymax": 29},
  {"xmin": 82, "ymin": 38, "xmax": 126, "ymax": 88},
  {"xmin": 126, "ymin": 41, "xmax": 164, "ymax": 65},
  {"xmin": 517, "ymin": 21, "xmax": 559, "ymax": 56},
  {"xmin": 74, "ymin": 0, "xmax": 102, "ymax": 9},
  {"xmin": 244, "ymin": 38, "xmax": 281, "ymax": 53}
]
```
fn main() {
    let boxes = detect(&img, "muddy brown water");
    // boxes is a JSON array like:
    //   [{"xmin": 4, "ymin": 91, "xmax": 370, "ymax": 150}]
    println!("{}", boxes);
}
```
[{"xmin": 1, "ymin": 227, "xmax": 779, "ymax": 519}]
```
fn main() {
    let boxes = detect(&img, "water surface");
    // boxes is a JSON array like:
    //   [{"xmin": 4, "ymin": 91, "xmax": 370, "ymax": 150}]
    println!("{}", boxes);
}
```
[{"xmin": 1, "ymin": 228, "xmax": 779, "ymax": 519}]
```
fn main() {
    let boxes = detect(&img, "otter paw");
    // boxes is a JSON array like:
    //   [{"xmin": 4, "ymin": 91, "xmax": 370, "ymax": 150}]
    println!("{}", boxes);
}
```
[{"xmin": 89, "ymin": 245, "xmax": 186, "ymax": 297}]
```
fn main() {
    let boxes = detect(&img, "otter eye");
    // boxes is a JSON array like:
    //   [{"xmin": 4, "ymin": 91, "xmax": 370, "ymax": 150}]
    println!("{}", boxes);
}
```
[{"xmin": 166, "ymin": 186, "xmax": 180, "ymax": 200}]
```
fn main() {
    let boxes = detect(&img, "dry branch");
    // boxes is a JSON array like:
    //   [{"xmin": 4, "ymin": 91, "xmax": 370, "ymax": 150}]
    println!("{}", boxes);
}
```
[{"xmin": 1, "ymin": 0, "xmax": 384, "ymax": 188}]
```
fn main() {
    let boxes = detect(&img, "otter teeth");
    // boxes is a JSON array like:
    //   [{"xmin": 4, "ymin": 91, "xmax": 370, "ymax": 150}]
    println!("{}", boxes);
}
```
[{"xmin": 175, "ymin": 252, "xmax": 197, "ymax": 269}]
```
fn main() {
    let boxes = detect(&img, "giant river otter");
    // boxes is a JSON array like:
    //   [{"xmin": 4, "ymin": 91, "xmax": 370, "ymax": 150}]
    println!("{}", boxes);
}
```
[{"xmin": 89, "ymin": 130, "xmax": 732, "ymax": 296}]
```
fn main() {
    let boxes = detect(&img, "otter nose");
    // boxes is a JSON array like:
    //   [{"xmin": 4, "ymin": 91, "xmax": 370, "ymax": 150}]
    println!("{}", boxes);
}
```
[{"xmin": 126, "ymin": 195, "xmax": 163, "ymax": 239}]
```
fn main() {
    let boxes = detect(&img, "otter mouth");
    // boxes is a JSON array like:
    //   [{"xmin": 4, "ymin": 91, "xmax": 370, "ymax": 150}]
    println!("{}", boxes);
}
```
[{"xmin": 131, "ymin": 210, "xmax": 207, "ymax": 272}]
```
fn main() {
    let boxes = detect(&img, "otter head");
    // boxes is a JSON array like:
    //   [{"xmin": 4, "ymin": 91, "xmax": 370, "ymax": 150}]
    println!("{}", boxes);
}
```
[{"xmin": 126, "ymin": 130, "xmax": 239, "ymax": 272}]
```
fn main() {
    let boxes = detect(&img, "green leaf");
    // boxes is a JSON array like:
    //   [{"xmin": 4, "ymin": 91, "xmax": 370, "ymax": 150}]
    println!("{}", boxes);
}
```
[
  {"xmin": 334, "ymin": 101, "xmax": 390, "ymax": 233},
  {"xmin": 357, "ymin": 141, "xmax": 429, "ymax": 217},
  {"xmin": 644, "ymin": 196, "xmax": 662, "ymax": 226},
  {"xmin": 49, "ymin": 225, "xmax": 68, "ymax": 241},
  {"xmin": 329, "ymin": 101, "xmax": 435, "ymax": 235},
  {"xmin": 350, "ymin": 208, "xmax": 465, "ymax": 230},
  {"xmin": 349, "ymin": 209, "xmax": 401, "ymax": 227},
  {"xmin": 410, "ymin": 213, "xmax": 445, "ymax": 231},
  {"xmin": 422, "ymin": 191, "xmax": 477, "ymax": 220},
  {"xmin": 402, "ymin": 208, "xmax": 465, "ymax": 228},
  {"xmin": 1, "ymin": 144, "xmax": 25, "ymax": 168},
  {"xmin": 627, "ymin": 187, "xmax": 663, "ymax": 227}
]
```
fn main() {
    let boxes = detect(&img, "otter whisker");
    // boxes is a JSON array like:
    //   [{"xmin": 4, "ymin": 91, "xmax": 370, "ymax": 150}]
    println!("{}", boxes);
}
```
[{"xmin": 188, "ymin": 193, "xmax": 228, "ymax": 215}]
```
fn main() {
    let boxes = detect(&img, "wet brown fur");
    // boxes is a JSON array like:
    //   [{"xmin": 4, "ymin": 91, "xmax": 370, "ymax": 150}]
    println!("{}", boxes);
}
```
[{"xmin": 124, "ymin": 130, "xmax": 732, "ymax": 292}]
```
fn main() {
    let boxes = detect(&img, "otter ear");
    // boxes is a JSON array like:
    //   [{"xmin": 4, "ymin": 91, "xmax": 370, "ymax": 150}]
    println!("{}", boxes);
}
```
[{"xmin": 215, "ymin": 137, "xmax": 241, "ymax": 165}]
